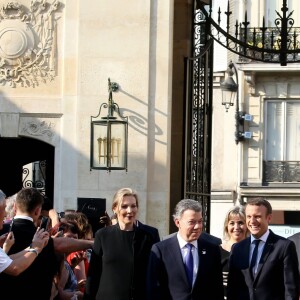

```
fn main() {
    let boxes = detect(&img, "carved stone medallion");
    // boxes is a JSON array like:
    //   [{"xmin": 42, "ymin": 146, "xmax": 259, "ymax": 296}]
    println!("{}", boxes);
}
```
[
  {"xmin": 0, "ymin": 19, "xmax": 35, "ymax": 61},
  {"xmin": 0, "ymin": 1, "xmax": 61, "ymax": 87}
]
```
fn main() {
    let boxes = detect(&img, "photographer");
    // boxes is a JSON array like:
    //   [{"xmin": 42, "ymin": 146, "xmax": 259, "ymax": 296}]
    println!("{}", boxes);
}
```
[{"xmin": 0, "ymin": 189, "xmax": 49, "ymax": 276}]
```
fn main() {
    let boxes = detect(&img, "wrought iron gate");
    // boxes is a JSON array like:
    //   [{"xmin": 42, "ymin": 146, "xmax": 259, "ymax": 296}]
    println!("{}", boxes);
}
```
[{"xmin": 184, "ymin": 3, "xmax": 213, "ymax": 232}]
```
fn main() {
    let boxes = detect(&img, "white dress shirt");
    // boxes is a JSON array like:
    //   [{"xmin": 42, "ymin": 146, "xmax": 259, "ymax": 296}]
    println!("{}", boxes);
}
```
[
  {"xmin": 250, "ymin": 229, "xmax": 269, "ymax": 274},
  {"xmin": 177, "ymin": 233, "xmax": 199, "ymax": 286},
  {"xmin": 13, "ymin": 215, "xmax": 34, "ymax": 222}
]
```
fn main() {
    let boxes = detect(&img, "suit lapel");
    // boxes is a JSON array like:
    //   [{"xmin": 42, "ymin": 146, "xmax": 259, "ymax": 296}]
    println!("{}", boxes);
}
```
[
  {"xmin": 252, "ymin": 231, "xmax": 275, "ymax": 284},
  {"xmin": 168, "ymin": 235, "xmax": 191, "ymax": 288},
  {"xmin": 196, "ymin": 238, "xmax": 206, "ymax": 272},
  {"xmin": 193, "ymin": 238, "xmax": 209, "ymax": 288},
  {"xmin": 243, "ymin": 238, "xmax": 255, "ymax": 281}
]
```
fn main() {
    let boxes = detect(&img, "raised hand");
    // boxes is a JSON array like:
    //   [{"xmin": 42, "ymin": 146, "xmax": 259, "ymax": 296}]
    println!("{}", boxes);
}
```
[
  {"xmin": 31, "ymin": 227, "xmax": 50, "ymax": 254},
  {"xmin": 3, "ymin": 232, "xmax": 15, "ymax": 253}
]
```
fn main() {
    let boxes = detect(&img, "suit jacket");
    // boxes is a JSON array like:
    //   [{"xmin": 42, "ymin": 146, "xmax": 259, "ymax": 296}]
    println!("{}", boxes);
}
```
[
  {"xmin": 147, "ymin": 233, "xmax": 224, "ymax": 300},
  {"xmin": 0, "ymin": 218, "xmax": 58, "ymax": 300},
  {"xmin": 136, "ymin": 220, "xmax": 160, "ymax": 243},
  {"xmin": 227, "ymin": 230, "xmax": 299, "ymax": 300},
  {"xmin": 288, "ymin": 232, "xmax": 300, "ymax": 291},
  {"xmin": 200, "ymin": 231, "xmax": 222, "ymax": 245}
]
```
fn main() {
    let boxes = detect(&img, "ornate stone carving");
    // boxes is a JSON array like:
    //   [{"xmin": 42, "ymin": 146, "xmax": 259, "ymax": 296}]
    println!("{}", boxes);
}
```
[
  {"xmin": 244, "ymin": 71, "xmax": 256, "ymax": 95},
  {"xmin": 21, "ymin": 119, "xmax": 54, "ymax": 141},
  {"xmin": 0, "ymin": 1, "xmax": 60, "ymax": 87}
]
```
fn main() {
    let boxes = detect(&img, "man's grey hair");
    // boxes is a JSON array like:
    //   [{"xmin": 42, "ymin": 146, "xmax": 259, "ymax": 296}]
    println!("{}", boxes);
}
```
[
  {"xmin": 173, "ymin": 199, "xmax": 202, "ymax": 220},
  {"xmin": 0, "ymin": 189, "xmax": 6, "ymax": 204},
  {"xmin": 5, "ymin": 193, "xmax": 17, "ymax": 218}
]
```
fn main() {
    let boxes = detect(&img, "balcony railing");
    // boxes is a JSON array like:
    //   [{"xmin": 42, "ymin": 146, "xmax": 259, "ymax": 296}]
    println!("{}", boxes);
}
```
[
  {"xmin": 198, "ymin": 0, "xmax": 300, "ymax": 65},
  {"xmin": 238, "ymin": 27, "xmax": 300, "ymax": 63},
  {"xmin": 263, "ymin": 161, "xmax": 300, "ymax": 183}
]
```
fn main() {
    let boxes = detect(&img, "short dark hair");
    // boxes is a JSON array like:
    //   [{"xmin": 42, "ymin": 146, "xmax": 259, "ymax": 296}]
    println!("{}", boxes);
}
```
[
  {"xmin": 42, "ymin": 196, "xmax": 53, "ymax": 211},
  {"xmin": 50, "ymin": 221, "xmax": 80, "ymax": 237},
  {"xmin": 246, "ymin": 197, "xmax": 272, "ymax": 215},
  {"xmin": 16, "ymin": 188, "xmax": 44, "ymax": 213}
]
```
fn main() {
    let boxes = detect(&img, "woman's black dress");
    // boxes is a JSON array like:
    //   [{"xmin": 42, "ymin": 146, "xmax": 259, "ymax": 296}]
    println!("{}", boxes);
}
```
[
  {"xmin": 84, "ymin": 223, "xmax": 157, "ymax": 300},
  {"xmin": 221, "ymin": 247, "xmax": 230, "ymax": 299}
]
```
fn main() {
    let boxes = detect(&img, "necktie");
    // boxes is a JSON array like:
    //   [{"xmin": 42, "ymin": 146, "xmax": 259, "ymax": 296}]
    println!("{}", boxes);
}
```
[
  {"xmin": 250, "ymin": 239, "xmax": 260, "ymax": 276},
  {"xmin": 185, "ymin": 243, "xmax": 194, "ymax": 288}
]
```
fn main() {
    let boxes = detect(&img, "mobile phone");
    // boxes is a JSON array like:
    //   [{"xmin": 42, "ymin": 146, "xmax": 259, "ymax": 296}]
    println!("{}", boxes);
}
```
[
  {"xmin": 8, "ymin": 219, "xmax": 14, "ymax": 232},
  {"xmin": 86, "ymin": 249, "xmax": 92, "ymax": 262},
  {"xmin": 40, "ymin": 217, "xmax": 50, "ymax": 230},
  {"xmin": 58, "ymin": 212, "xmax": 65, "ymax": 219}
]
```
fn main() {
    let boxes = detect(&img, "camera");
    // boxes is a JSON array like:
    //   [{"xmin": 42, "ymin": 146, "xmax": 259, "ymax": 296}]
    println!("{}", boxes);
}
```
[
  {"xmin": 57, "ymin": 212, "xmax": 65, "ymax": 219},
  {"xmin": 86, "ymin": 248, "xmax": 92, "ymax": 262}
]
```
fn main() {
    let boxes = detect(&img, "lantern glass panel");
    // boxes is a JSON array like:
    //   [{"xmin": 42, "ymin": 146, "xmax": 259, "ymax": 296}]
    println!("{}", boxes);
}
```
[
  {"xmin": 91, "ymin": 121, "xmax": 127, "ymax": 169},
  {"xmin": 222, "ymin": 89, "xmax": 234, "ymax": 107}
]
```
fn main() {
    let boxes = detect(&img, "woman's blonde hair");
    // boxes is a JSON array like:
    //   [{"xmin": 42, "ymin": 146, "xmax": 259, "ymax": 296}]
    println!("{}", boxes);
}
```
[
  {"xmin": 111, "ymin": 188, "xmax": 139, "ymax": 212},
  {"xmin": 223, "ymin": 205, "xmax": 247, "ymax": 241}
]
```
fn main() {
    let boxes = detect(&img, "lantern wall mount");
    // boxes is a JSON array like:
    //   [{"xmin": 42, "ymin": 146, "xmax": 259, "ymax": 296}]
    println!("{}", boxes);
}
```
[
  {"xmin": 90, "ymin": 78, "xmax": 128, "ymax": 172},
  {"xmin": 220, "ymin": 63, "xmax": 238, "ymax": 112},
  {"xmin": 220, "ymin": 61, "xmax": 253, "ymax": 144}
]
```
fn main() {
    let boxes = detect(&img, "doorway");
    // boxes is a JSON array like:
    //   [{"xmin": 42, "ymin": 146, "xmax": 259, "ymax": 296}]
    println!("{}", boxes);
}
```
[{"xmin": 0, "ymin": 137, "xmax": 55, "ymax": 204}]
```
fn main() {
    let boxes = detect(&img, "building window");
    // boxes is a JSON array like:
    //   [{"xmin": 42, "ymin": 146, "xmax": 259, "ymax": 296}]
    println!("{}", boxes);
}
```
[
  {"xmin": 264, "ymin": 100, "xmax": 300, "ymax": 182},
  {"xmin": 266, "ymin": 0, "xmax": 298, "ymax": 27}
]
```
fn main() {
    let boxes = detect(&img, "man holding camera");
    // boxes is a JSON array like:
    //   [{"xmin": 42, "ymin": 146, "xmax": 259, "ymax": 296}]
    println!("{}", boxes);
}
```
[{"xmin": 0, "ymin": 187, "xmax": 94, "ymax": 300}]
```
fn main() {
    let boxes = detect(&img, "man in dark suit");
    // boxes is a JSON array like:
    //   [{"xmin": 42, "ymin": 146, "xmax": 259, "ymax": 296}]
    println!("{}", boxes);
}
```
[
  {"xmin": 227, "ymin": 197, "xmax": 299, "ymax": 300},
  {"xmin": 147, "ymin": 199, "xmax": 224, "ymax": 300},
  {"xmin": 0, "ymin": 187, "xmax": 94, "ymax": 300},
  {"xmin": 288, "ymin": 231, "xmax": 300, "ymax": 292}
]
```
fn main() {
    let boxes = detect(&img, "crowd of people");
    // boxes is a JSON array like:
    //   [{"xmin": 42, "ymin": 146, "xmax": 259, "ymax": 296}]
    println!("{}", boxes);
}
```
[{"xmin": 0, "ymin": 186, "xmax": 300, "ymax": 300}]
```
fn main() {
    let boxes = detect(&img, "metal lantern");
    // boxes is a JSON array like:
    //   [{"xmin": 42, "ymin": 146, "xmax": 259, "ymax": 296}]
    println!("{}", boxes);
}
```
[
  {"xmin": 220, "ymin": 62, "xmax": 238, "ymax": 112},
  {"xmin": 90, "ymin": 78, "xmax": 128, "ymax": 171}
]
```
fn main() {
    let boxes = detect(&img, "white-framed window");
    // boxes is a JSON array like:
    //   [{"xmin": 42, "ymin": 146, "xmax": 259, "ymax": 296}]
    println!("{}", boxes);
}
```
[
  {"xmin": 264, "ymin": 99, "xmax": 300, "ymax": 182},
  {"xmin": 266, "ymin": 0, "xmax": 298, "ymax": 27}
]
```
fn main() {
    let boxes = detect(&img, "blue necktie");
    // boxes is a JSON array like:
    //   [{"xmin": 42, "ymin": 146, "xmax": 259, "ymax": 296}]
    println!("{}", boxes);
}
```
[
  {"xmin": 185, "ymin": 243, "xmax": 194, "ymax": 288},
  {"xmin": 250, "ymin": 239, "xmax": 260, "ymax": 276}
]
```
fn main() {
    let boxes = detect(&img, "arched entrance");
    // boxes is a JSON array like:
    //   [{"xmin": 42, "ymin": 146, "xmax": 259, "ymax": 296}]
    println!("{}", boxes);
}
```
[{"xmin": 0, "ymin": 137, "xmax": 54, "ymax": 204}]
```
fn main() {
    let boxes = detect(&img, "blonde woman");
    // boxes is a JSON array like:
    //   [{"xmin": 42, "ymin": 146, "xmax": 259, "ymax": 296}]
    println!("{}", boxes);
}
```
[
  {"xmin": 221, "ymin": 206, "xmax": 248, "ymax": 299},
  {"xmin": 84, "ymin": 188, "xmax": 158, "ymax": 300}
]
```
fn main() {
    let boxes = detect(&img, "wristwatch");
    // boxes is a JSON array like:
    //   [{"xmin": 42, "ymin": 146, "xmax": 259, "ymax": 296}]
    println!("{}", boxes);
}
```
[{"xmin": 27, "ymin": 247, "xmax": 39, "ymax": 256}]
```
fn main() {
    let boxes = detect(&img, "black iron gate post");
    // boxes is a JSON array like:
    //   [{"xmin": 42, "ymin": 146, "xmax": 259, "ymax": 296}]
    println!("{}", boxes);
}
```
[{"xmin": 184, "ymin": 3, "xmax": 214, "ymax": 232}]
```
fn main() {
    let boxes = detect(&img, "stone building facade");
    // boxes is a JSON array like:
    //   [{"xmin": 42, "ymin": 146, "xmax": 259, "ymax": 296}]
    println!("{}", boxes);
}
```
[
  {"xmin": 0, "ymin": 0, "xmax": 184, "ymax": 237},
  {"xmin": 1, "ymin": 0, "xmax": 299, "ymax": 239}
]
